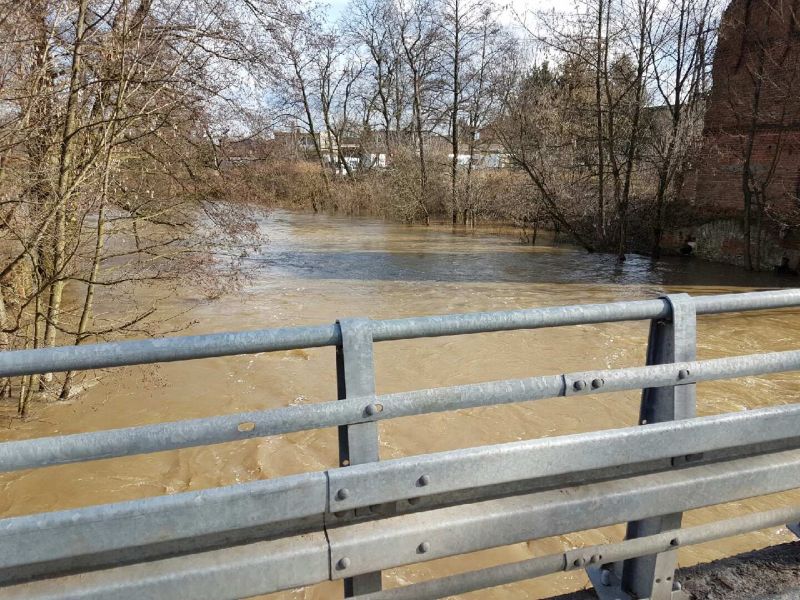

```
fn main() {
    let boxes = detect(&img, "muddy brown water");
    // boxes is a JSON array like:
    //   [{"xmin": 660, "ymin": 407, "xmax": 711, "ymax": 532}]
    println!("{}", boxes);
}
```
[{"xmin": 2, "ymin": 210, "xmax": 800, "ymax": 599}]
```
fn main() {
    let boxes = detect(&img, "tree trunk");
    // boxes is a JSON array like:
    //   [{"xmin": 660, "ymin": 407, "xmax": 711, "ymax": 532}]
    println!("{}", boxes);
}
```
[
  {"xmin": 59, "ymin": 160, "xmax": 110, "ymax": 401},
  {"xmin": 412, "ymin": 69, "xmax": 429, "ymax": 222},
  {"xmin": 41, "ymin": 0, "xmax": 90, "ymax": 388},
  {"xmin": 449, "ymin": 0, "xmax": 461, "ymax": 228},
  {"xmin": 616, "ymin": 0, "xmax": 650, "ymax": 261},
  {"xmin": 594, "ymin": 0, "xmax": 606, "ymax": 244}
]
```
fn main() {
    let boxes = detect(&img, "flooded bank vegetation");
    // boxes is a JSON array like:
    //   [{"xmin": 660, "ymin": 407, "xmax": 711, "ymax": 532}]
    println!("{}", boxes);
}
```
[
  {"xmin": 0, "ymin": 0, "xmax": 271, "ymax": 413},
  {"xmin": 255, "ymin": 0, "xmax": 721, "ymax": 261},
  {"xmin": 0, "ymin": 0, "xmax": 721, "ymax": 414}
]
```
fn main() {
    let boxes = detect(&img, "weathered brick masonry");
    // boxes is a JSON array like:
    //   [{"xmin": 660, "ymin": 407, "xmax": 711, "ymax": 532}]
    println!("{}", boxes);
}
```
[{"xmin": 681, "ymin": 0, "xmax": 800, "ymax": 265}]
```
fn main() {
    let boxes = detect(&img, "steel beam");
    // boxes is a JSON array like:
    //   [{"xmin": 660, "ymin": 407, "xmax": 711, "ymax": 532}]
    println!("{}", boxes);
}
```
[
  {"xmin": 355, "ymin": 505, "xmax": 800, "ymax": 600},
  {"xmin": 622, "ymin": 294, "xmax": 696, "ymax": 600},
  {"xmin": 327, "ymin": 402, "xmax": 800, "ymax": 512},
  {"xmin": 0, "ymin": 472, "xmax": 326, "ymax": 584},
  {"xmin": 327, "ymin": 448, "xmax": 800, "ymax": 579},
  {"xmin": 370, "ymin": 289, "xmax": 800, "ymax": 341},
  {"xmin": 787, "ymin": 521, "xmax": 800, "ymax": 538},
  {"xmin": 5, "ymin": 349, "xmax": 800, "ymax": 474},
  {"xmin": 0, "ymin": 289, "xmax": 797, "ymax": 378},
  {"xmin": 336, "ymin": 318, "xmax": 382, "ymax": 596},
  {"xmin": 5, "ymin": 464, "xmax": 800, "ymax": 599},
  {"xmin": 0, "ymin": 532, "xmax": 330, "ymax": 600},
  {"xmin": 4, "ymin": 402, "xmax": 800, "ymax": 585}
]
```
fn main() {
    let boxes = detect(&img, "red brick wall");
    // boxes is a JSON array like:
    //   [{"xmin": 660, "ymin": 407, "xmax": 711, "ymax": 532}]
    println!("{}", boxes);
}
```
[{"xmin": 690, "ymin": 0, "xmax": 800, "ymax": 217}]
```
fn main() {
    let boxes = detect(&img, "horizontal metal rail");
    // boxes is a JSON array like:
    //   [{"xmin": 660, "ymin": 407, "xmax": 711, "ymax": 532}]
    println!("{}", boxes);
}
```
[
  {"xmin": 326, "ymin": 448, "xmax": 800, "ymax": 578},
  {"xmin": 0, "ymin": 289, "xmax": 797, "ymax": 378},
  {"xmin": 4, "ymin": 505, "xmax": 800, "ymax": 600},
  {"xmin": 0, "ymin": 534, "xmax": 331, "ymax": 600},
  {"xmin": 358, "ymin": 504, "xmax": 800, "ymax": 600},
  {"xmin": 327, "ymin": 401, "xmax": 800, "ymax": 511},
  {"xmin": 3, "ymin": 402, "xmax": 799, "ymax": 581},
  {"xmin": 2, "ymin": 290, "xmax": 800, "ymax": 599},
  {"xmin": 3, "ymin": 348, "xmax": 800, "ymax": 473},
  {"xmin": 0, "ymin": 473, "xmax": 326, "ymax": 576},
  {"xmin": 3, "ymin": 446, "xmax": 800, "ymax": 596}
]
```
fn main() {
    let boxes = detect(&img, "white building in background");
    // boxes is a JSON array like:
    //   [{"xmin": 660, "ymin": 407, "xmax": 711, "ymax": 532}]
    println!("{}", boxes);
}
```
[
  {"xmin": 447, "ymin": 152, "xmax": 507, "ymax": 169},
  {"xmin": 333, "ymin": 153, "xmax": 387, "ymax": 175},
  {"xmin": 273, "ymin": 127, "xmax": 510, "ymax": 172}
]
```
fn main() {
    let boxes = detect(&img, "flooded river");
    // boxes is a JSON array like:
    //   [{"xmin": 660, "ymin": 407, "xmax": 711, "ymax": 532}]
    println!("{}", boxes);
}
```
[{"xmin": 2, "ymin": 210, "xmax": 800, "ymax": 599}]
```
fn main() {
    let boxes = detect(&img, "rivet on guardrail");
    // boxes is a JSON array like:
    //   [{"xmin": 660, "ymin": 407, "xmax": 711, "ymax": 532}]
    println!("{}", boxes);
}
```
[
  {"xmin": 336, "ymin": 488, "xmax": 350, "ymax": 501},
  {"xmin": 365, "ymin": 403, "xmax": 383, "ymax": 416},
  {"xmin": 418, "ymin": 541, "xmax": 431, "ymax": 554},
  {"xmin": 336, "ymin": 557, "xmax": 351, "ymax": 570},
  {"xmin": 670, "ymin": 537, "xmax": 680, "ymax": 546},
  {"xmin": 600, "ymin": 568, "xmax": 612, "ymax": 586},
  {"xmin": 678, "ymin": 369, "xmax": 690, "ymax": 380},
  {"xmin": 573, "ymin": 380, "xmax": 587, "ymax": 391},
  {"xmin": 573, "ymin": 557, "xmax": 586, "ymax": 567},
  {"xmin": 591, "ymin": 378, "xmax": 604, "ymax": 389},
  {"xmin": 417, "ymin": 474, "xmax": 430, "ymax": 487}
]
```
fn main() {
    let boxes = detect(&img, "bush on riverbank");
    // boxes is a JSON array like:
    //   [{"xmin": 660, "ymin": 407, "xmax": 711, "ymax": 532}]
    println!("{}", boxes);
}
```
[
  {"xmin": 243, "ymin": 155, "xmax": 628, "ymax": 248},
  {"xmin": 241, "ymin": 154, "xmax": 552, "ymax": 228}
]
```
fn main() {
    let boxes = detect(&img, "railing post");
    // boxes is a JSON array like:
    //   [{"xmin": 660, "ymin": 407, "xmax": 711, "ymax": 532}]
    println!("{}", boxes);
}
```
[
  {"xmin": 335, "ymin": 318, "xmax": 382, "ymax": 597},
  {"xmin": 589, "ymin": 293, "xmax": 695, "ymax": 600}
]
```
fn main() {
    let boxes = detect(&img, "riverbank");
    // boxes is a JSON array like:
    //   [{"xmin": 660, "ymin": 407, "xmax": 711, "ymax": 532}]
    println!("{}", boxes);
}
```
[{"xmin": 306, "ymin": 208, "xmax": 800, "ymax": 273}]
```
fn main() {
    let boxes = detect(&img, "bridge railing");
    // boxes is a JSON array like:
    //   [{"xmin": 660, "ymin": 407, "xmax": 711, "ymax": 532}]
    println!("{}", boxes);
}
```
[{"xmin": 0, "ymin": 289, "xmax": 799, "ymax": 600}]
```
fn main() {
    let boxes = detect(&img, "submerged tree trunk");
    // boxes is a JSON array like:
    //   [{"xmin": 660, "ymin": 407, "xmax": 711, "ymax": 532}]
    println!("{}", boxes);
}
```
[
  {"xmin": 59, "ymin": 160, "xmax": 110, "ymax": 400},
  {"xmin": 41, "ymin": 0, "xmax": 90, "ymax": 389},
  {"xmin": 616, "ymin": 0, "xmax": 650, "ymax": 261},
  {"xmin": 594, "ymin": 0, "xmax": 606, "ymax": 245},
  {"xmin": 448, "ymin": 0, "xmax": 461, "ymax": 226},
  {"xmin": 412, "ymin": 71, "xmax": 429, "ymax": 223}
]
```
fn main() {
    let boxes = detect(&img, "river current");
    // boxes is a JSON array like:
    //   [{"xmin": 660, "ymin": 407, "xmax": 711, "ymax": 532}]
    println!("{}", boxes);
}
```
[{"xmin": 2, "ymin": 210, "xmax": 800, "ymax": 598}]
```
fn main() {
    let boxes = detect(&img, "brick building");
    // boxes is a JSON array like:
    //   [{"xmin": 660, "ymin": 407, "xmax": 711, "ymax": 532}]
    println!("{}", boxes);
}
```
[{"xmin": 684, "ymin": 0, "xmax": 800, "ymax": 266}]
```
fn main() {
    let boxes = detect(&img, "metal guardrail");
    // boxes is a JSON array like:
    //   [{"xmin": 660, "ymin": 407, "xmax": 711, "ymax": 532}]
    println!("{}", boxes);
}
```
[{"xmin": 0, "ymin": 289, "xmax": 800, "ymax": 600}]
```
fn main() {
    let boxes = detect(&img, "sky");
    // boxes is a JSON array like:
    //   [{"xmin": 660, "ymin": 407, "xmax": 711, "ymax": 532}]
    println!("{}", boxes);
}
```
[{"xmin": 324, "ymin": 0, "xmax": 575, "ymax": 25}]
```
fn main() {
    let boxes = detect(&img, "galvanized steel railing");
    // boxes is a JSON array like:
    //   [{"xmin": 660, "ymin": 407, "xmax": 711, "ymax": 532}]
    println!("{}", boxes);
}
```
[{"xmin": 1, "ymin": 289, "xmax": 800, "ymax": 600}]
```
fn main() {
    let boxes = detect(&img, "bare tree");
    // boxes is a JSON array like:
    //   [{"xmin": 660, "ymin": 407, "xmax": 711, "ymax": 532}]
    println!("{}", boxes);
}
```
[
  {"xmin": 439, "ymin": 0, "xmax": 474, "ymax": 223},
  {"xmin": 0, "ymin": 0, "xmax": 271, "ymax": 413},
  {"xmin": 268, "ymin": 3, "xmax": 332, "ymax": 202},
  {"xmin": 347, "ymin": 0, "xmax": 401, "ymax": 159},
  {"xmin": 497, "ymin": 63, "xmax": 597, "ymax": 252},
  {"xmin": 461, "ymin": 8, "xmax": 516, "ymax": 225},
  {"xmin": 611, "ymin": 0, "xmax": 654, "ymax": 260},
  {"xmin": 318, "ymin": 30, "xmax": 367, "ymax": 179},
  {"xmin": 646, "ymin": 0, "xmax": 716, "ymax": 257},
  {"xmin": 396, "ymin": 0, "xmax": 442, "ymax": 223}
]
